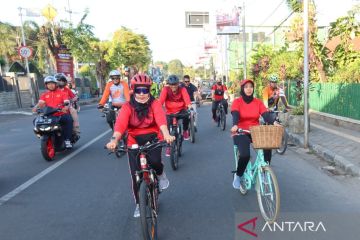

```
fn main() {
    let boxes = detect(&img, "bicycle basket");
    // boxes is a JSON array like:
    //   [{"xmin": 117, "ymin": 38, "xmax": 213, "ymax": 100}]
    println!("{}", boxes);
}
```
[{"xmin": 249, "ymin": 125, "xmax": 284, "ymax": 149}]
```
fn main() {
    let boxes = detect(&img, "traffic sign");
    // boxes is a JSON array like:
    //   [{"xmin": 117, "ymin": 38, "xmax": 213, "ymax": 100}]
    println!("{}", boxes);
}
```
[{"xmin": 18, "ymin": 46, "xmax": 33, "ymax": 58}]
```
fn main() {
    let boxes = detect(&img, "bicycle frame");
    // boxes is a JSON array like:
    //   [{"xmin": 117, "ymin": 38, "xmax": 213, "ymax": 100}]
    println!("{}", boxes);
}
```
[{"xmin": 233, "ymin": 145, "xmax": 274, "ymax": 195}]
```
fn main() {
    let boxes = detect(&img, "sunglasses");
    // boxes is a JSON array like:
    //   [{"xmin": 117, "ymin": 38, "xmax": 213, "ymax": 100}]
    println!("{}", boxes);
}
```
[
  {"xmin": 184, "ymin": 81, "xmax": 190, "ymax": 83},
  {"xmin": 111, "ymin": 77, "xmax": 120, "ymax": 80},
  {"xmin": 169, "ymin": 83, "xmax": 178, "ymax": 86},
  {"xmin": 134, "ymin": 87, "xmax": 150, "ymax": 94}
]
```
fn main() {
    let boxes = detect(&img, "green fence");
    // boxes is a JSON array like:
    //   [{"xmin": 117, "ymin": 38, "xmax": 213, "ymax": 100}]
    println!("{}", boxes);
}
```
[{"xmin": 286, "ymin": 81, "xmax": 360, "ymax": 120}]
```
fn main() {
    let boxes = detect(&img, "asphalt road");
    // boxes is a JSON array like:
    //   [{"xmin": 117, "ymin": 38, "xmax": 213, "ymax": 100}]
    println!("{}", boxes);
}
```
[{"xmin": 1, "ymin": 103, "xmax": 360, "ymax": 240}]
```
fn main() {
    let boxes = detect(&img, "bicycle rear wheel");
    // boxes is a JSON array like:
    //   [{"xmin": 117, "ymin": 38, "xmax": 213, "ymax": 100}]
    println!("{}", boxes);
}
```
[
  {"xmin": 139, "ymin": 181, "xmax": 158, "ymax": 240},
  {"xmin": 220, "ymin": 109, "xmax": 226, "ymax": 131},
  {"xmin": 256, "ymin": 166, "xmax": 280, "ymax": 223},
  {"xmin": 276, "ymin": 129, "xmax": 288, "ymax": 155},
  {"xmin": 170, "ymin": 140, "xmax": 179, "ymax": 170}
]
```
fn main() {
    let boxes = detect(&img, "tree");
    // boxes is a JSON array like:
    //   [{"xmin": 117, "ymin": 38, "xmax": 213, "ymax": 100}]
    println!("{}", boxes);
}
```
[
  {"xmin": 285, "ymin": 0, "xmax": 327, "ymax": 82},
  {"xmin": 62, "ymin": 11, "xmax": 99, "ymax": 63},
  {"xmin": 106, "ymin": 27, "xmax": 152, "ymax": 71},
  {"xmin": 0, "ymin": 22, "xmax": 17, "ymax": 71},
  {"xmin": 168, "ymin": 59, "xmax": 184, "ymax": 77}
]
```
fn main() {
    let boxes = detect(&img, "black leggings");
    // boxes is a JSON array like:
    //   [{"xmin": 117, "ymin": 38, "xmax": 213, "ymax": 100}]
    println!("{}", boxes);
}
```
[
  {"xmin": 166, "ymin": 110, "xmax": 190, "ymax": 131},
  {"xmin": 233, "ymin": 134, "xmax": 272, "ymax": 177},
  {"xmin": 212, "ymin": 99, "xmax": 228, "ymax": 120},
  {"xmin": 128, "ymin": 144, "xmax": 163, "ymax": 204}
]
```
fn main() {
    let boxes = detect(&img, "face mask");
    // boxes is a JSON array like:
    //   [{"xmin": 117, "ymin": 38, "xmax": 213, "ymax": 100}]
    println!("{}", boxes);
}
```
[{"xmin": 217, "ymin": 82, "xmax": 221, "ymax": 85}]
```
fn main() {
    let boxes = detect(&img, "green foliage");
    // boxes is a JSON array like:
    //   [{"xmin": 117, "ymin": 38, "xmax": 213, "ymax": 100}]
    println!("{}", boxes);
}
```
[
  {"xmin": 62, "ymin": 12, "xmax": 98, "ymax": 63},
  {"xmin": 291, "ymin": 104, "xmax": 304, "ymax": 115},
  {"xmin": 329, "ymin": 58, "xmax": 360, "ymax": 83},
  {"xmin": 183, "ymin": 66, "xmax": 195, "ymax": 80},
  {"xmin": 168, "ymin": 59, "xmax": 184, "ymax": 77},
  {"xmin": 107, "ymin": 27, "xmax": 152, "ymax": 70},
  {"xmin": 268, "ymin": 50, "xmax": 302, "ymax": 81},
  {"xmin": 0, "ymin": 22, "xmax": 17, "ymax": 59}
]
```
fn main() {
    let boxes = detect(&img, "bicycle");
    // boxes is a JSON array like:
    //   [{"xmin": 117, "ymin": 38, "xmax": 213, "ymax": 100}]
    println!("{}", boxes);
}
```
[
  {"xmin": 100, "ymin": 104, "xmax": 127, "ymax": 158},
  {"xmin": 215, "ymin": 100, "xmax": 226, "ymax": 131},
  {"xmin": 233, "ymin": 128, "xmax": 280, "ymax": 223},
  {"xmin": 264, "ymin": 109, "xmax": 289, "ymax": 155},
  {"xmin": 108, "ymin": 140, "xmax": 167, "ymax": 240},
  {"xmin": 167, "ymin": 111, "xmax": 190, "ymax": 170}
]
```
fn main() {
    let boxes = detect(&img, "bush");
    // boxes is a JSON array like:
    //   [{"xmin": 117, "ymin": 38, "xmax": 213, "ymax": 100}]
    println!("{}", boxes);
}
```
[
  {"xmin": 329, "ymin": 58, "xmax": 360, "ymax": 83},
  {"xmin": 291, "ymin": 104, "xmax": 304, "ymax": 115}
]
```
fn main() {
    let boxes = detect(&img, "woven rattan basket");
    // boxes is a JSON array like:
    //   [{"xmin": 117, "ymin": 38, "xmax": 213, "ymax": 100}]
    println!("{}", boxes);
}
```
[{"xmin": 249, "ymin": 125, "xmax": 284, "ymax": 149}]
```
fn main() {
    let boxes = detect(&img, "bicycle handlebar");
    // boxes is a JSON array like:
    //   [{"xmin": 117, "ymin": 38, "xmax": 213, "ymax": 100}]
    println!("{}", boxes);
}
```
[{"xmin": 105, "ymin": 141, "xmax": 167, "ymax": 154}]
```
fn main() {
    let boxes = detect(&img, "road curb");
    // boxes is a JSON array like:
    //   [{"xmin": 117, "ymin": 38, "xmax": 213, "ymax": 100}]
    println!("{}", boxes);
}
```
[{"xmin": 288, "ymin": 132, "xmax": 360, "ymax": 177}]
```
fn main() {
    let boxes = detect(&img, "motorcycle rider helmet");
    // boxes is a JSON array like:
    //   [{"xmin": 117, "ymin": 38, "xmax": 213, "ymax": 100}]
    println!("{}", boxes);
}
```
[
  {"xmin": 130, "ymin": 74, "xmax": 152, "ymax": 90},
  {"xmin": 44, "ymin": 76, "xmax": 58, "ymax": 84},
  {"xmin": 167, "ymin": 75, "xmax": 179, "ymax": 85},
  {"xmin": 54, "ymin": 73, "xmax": 68, "ymax": 82}
]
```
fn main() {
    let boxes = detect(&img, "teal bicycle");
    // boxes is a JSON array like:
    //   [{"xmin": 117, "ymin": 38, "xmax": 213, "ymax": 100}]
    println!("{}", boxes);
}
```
[{"xmin": 233, "ymin": 127, "xmax": 281, "ymax": 223}]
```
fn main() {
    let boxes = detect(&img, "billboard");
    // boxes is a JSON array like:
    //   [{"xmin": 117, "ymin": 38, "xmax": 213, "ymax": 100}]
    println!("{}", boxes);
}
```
[
  {"xmin": 55, "ymin": 45, "xmax": 74, "ymax": 84},
  {"xmin": 216, "ymin": 5, "xmax": 241, "ymax": 35}
]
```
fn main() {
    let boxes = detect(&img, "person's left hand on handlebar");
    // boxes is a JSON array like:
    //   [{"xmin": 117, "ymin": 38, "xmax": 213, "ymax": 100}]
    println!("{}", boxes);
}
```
[{"xmin": 164, "ymin": 133, "xmax": 175, "ymax": 144}]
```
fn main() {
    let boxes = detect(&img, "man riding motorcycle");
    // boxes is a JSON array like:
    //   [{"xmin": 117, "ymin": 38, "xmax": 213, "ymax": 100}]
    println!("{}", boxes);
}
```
[
  {"xmin": 98, "ymin": 70, "xmax": 130, "ymax": 130},
  {"xmin": 54, "ymin": 73, "xmax": 80, "ymax": 135},
  {"xmin": 32, "ymin": 76, "xmax": 73, "ymax": 148}
]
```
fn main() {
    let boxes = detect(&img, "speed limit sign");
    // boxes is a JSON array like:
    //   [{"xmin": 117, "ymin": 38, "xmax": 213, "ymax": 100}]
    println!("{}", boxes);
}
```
[{"xmin": 18, "ymin": 46, "xmax": 33, "ymax": 58}]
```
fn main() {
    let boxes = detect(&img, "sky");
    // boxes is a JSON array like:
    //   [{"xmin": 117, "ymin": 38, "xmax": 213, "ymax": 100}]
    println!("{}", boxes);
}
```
[{"xmin": 0, "ymin": 0, "xmax": 359, "ymax": 66}]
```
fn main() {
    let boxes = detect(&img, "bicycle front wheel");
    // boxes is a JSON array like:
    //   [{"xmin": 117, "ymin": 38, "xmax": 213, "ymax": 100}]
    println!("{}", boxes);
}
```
[
  {"xmin": 139, "ymin": 181, "xmax": 158, "ymax": 240},
  {"xmin": 256, "ymin": 166, "xmax": 280, "ymax": 223},
  {"xmin": 220, "ymin": 109, "xmax": 226, "ymax": 131},
  {"xmin": 190, "ymin": 114, "xmax": 195, "ymax": 143},
  {"xmin": 170, "ymin": 141, "xmax": 179, "ymax": 170}
]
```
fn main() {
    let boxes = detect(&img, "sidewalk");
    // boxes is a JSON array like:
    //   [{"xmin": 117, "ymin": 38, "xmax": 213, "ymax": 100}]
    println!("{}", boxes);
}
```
[
  {"xmin": 0, "ymin": 97, "xmax": 99, "ymax": 116},
  {"xmin": 288, "ymin": 118, "xmax": 360, "ymax": 176}
]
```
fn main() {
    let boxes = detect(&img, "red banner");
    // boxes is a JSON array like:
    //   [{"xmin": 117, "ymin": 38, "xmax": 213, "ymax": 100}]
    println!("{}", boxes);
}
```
[{"xmin": 55, "ymin": 46, "xmax": 74, "ymax": 85}]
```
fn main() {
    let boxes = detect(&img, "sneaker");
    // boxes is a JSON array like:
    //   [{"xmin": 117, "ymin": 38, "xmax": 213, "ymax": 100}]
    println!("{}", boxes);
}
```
[
  {"xmin": 165, "ymin": 147, "xmax": 171, "ymax": 157},
  {"xmin": 158, "ymin": 172, "xmax": 169, "ymax": 190},
  {"xmin": 133, "ymin": 204, "xmax": 140, "ymax": 218},
  {"xmin": 64, "ymin": 140, "xmax": 72, "ymax": 149},
  {"xmin": 232, "ymin": 173, "xmax": 241, "ymax": 190},
  {"xmin": 183, "ymin": 130, "xmax": 190, "ymax": 140}
]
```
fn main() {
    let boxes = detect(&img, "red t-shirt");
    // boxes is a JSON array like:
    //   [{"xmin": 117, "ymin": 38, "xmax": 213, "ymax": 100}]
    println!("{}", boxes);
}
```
[
  {"xmin": 159, "ymin": 86, "xmax": 191, "ymax": 114},
  {"xmin": 212, "ymin": 84, "xmax": 227, "ymax": 101},
  {"xmin": 39, "ymin": 88, "xmax": 70, "ymax": 116},
  {"xmin": 114, "ymin": 100, "xmax": 167, "ymax": 146},
  {"xmin": 60, "ymin": 86, "xmax": 76, "ymax": 100},
  {"xmin": 231, "ymin": 97, "xmax": 268, "ymax": 131}
]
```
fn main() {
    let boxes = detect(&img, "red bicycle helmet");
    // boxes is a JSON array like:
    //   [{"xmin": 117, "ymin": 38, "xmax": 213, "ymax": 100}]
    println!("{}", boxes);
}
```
[
  {"xmin": 130, "ymin": 74, "xmax": 152, "ymax": 89},
  {"xmin": 240, "ymin": 79, "xmax": 254, "ymax": 87}
]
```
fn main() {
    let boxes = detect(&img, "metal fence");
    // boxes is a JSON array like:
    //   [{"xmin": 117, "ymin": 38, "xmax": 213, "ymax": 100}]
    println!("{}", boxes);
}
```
[{"xmin": 286, "ymin": 81, "xmax": 360, "ymax": 120}]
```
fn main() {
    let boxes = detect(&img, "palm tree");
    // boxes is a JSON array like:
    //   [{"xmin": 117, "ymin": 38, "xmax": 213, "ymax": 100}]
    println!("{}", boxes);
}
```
[{"xmin": 0, "ymin": 22, "xmax": 18, "ymax": 72}]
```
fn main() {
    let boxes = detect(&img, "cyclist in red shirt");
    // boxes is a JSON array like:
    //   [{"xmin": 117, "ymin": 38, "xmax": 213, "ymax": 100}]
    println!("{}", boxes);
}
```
[
  {"xmin": 211, "ymin": 78, "xmax": 228, "ymax": 122},
  {"xmin": 159, "ymin": 75, "xmax": 192, "ymax": 156},
  {"xmin": 230, "ymin": 79, "xmax": 280, "ymax": 190},
  {"xmin": 32, "ymin": 76, "xmax": 73, "ymax": 148},
  {"xmin": 55, "ymin": 73, "xmax": 80, "ymax": 135},
  {"xmin": 106, "ymin": 74, "xmax": 174, "ymax": 218}
]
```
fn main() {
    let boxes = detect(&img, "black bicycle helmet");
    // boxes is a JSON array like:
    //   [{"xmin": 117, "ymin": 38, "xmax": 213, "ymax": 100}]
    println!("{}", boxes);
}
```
[
  {"xmin": 167, "ymin": 75, "xmax": 179, "ymax": 85},
  {"xmin": 54, "ymin": 73, "xmax": 68, "ymax": 82}
]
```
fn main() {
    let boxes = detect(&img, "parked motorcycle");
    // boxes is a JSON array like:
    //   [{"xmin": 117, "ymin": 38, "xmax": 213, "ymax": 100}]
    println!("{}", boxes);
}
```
[{"xmin": 33, "ymin": 106, "xmax": 80, "ymax": 161}]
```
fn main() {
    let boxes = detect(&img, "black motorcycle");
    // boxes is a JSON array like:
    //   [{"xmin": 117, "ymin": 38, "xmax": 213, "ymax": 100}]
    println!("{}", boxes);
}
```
[{"xmin": 33, "ymin": 106, "xmax": 80, "ymax": 161}]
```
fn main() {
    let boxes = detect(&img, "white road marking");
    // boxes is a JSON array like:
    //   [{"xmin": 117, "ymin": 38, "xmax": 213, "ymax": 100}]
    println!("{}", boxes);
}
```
[{"xmin": 0, "ymin": 129, "xmax": 111, "ymax": 206}]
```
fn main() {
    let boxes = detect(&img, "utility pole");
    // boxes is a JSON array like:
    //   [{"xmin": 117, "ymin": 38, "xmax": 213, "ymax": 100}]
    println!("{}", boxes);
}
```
[
  {"xmin": 241, "ymin": 1, "xmax": 247, "ymax": 79},
  {"xmin": 303, "ymin": 0, "xmax": 309, "ymax": 148},
  {"xmin": 18, "ymin": 7, "xmax": 35, "ymax": 106}
]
